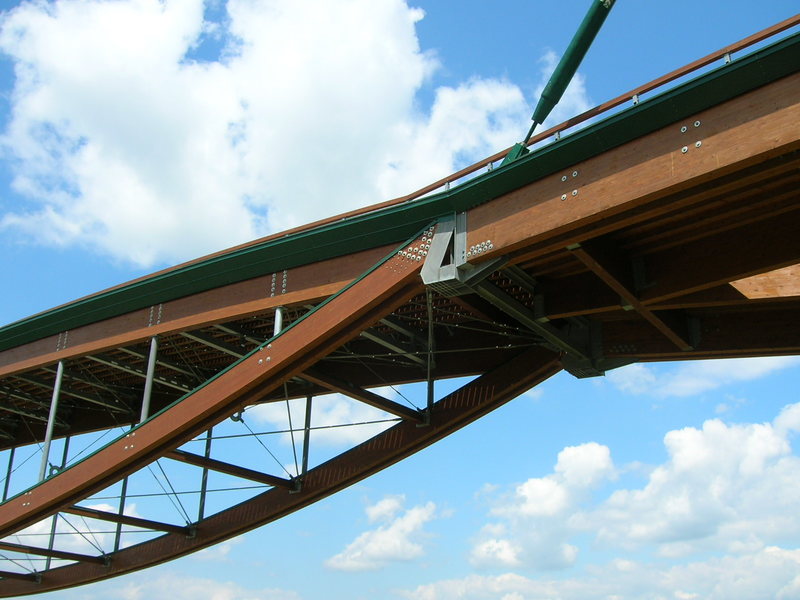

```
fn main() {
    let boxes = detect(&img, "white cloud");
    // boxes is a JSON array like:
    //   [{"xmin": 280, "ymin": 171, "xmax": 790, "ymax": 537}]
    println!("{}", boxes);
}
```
[
  {"xmin": 555, "ymin": 441, "xmax": 614, "ymax": 488},
  {"xmin": 472, "ymin": 442, "xmax": 614, "ymax": 571},
  {"xmin": 521, "ymin": 388, "xmax": 543, "ymax": 402},
  {"xmin": 470, "ymin": 537, "xmax": 522, "ymax": 568},
  {"xmin": 471, "ymin": 400, "xmax": 800, "ymax": 576},
  {"xmin": 775, "ymin": 402, "xmax": 800, "ymax": 436},
  {"xmin": 375, "ymin": 77, "xmax": 527, "ymax": 198},
  {"xmin": 584, "ymin": 409, "xmax": 800, "ymax": 555},
  {"xmin": 193, "ymin": 535, "xmax": 244, "ymax": 563},
  {"xmin": 325, "ymin": 495, "xmax": 437, "ymax": 571},
  {"xmin": 366, "ymin": 494, "xmax": 405, "ymax": 524},
  {"xmin": 0, "ymin": 0, "xmax": 541, "ymax": 267},
  {"xmin": 247, "ymin": 389, "xmax": 399, "ymax": 448},
  {"xmin": 607, "ymin": 356, "xmax": 800, "ymax": 398},
  {"xmin": 492, "ymin": 442, "xmax": 614, "ymax": 521},
  {"xmin": 400, "ymin": 546, "xmax": 800, "ymax": 600},
  {"xmin": 506, "ymin": 477, "xmax": 569, "ymax": 518},
  {"xmin": 107, "ymin": 572, "xmax": 301, "ymax": 600},
  {"xmin": 605, "ymin": 363, "xmax": 656, "ymax": 395}
]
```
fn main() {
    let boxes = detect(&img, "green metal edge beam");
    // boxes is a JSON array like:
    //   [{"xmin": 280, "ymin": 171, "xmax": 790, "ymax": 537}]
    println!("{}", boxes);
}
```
[{"xmin": 1, "ymin": 31, "xmax": 799, "ymax": 353}]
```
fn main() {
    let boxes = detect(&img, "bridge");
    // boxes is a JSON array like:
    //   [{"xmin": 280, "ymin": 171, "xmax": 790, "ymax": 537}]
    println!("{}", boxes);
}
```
[{"xmin": 0, "ymin": 15, "xmax": 798, "ymax": 595}]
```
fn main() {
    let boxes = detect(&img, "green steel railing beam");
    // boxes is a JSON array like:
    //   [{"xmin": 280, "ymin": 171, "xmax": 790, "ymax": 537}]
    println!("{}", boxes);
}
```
[{"xmin": 524, "ymin": 0, "xmax": 616, "ymax": 143}]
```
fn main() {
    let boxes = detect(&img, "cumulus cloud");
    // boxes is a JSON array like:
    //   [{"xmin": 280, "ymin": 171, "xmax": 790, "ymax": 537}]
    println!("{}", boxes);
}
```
[
  {"xmin": 470, "ymin": 401, "xmax": 800, "ymax": 582},
  {"xmin": 607, "ymin": 356, "xmax": 800, "ymax": 398},
  {"xmin": 108, "ymin": 573, "xmax": 301, "ymax": 600},
  {"xmin": 0, "ymin": 0, "xmax": 543, "ymax": 267},
  {"xmin": 325, "ymin": 495, "xmax": 437, "ymax": 571},
  {"xmin": 470, "ymin": 536, "xmax": 522, "ymax": 569},
  {"xmin": 366, "ymin": 494, "xmax": 405, "ymax": 523},
  {"xmin": 247, "ymin": 388, "xmax": 400, "ymax": 450},
  {"xmin": 400, "ymin": 546, "xmax": 800, "ymax": 600},
  {"xmin": 583, "ymin": 409, "xmax": 800, "ymax": 556},
  {"xmin": 471, "ymin": 442, "xmax": 614, "ymax": 571}
]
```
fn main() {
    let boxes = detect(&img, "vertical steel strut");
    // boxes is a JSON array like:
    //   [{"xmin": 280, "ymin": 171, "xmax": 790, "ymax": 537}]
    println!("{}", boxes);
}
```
[
  {"xmin": 2, "ymin": 447, "xmax": 15, "ymax": 502},
  {"xmin": 301, "ymin": 396, "xmax": 312, "ymax": 476},
  {"xmin": 197, "ymin": 428, "xmax": 213, "ymax": 522},
  {"xmin": 139, "ymin": 336, "xmax": 159, "ymax": 423},
  {"xmin": 38, "ymin": 361, "xmax": 64, "ymax": 482},
  {"xmin": 426, "ymin": 289, "xmax": 435, "ymax": 418}
]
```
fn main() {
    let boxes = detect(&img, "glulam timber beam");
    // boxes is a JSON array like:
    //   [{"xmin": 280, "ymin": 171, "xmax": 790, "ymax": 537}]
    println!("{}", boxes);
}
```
[
  {"xmin": 639, "ymin": 208, "xmax": 800, "ymax": 303},
  {"xmin": 165, "ymin": 450, "xmax": 293, "ymax": 489},
  {"xmin": 63, "ymin": 507, "xmax": 188, "ymax": 535},
  {"xmin": 303, "ymin": 370, "xmax": 424, "ymax": 423},
  {"xmin": 0, "ymin": 570, "xmax": 38, "ymax": 582},
  {"xmin": 0, "ymin": 541, "xmax": 106, "ymax": 565},
  {"xmin": 466, "ymin": 74, "xmax": 800, "ymax": 266},
  {"xmin": 0, "ymin": 347, "xmax": 560, "ymax": 596},
  {"xmin": 601, "ymin": 302, "xmax": 800, "ymax": 359},
  {"xmin": 567, "ymin": 241, "xmax": 693, "ymax": 351},
  {"xmin": 0, "ymin": 246, "xmax": 392, "ymax": 380},
  {"xmin": 0, "ymin": 237, "xmax": 427, "ymax": 540}
]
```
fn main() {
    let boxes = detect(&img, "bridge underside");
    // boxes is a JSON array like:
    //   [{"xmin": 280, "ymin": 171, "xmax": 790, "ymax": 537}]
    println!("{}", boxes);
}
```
[{"xmin": 0, "ymin": 36, "xmax": 797, "ymax": 595}]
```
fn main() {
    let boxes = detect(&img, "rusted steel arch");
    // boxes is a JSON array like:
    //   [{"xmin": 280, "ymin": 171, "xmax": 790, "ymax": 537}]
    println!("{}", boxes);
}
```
[{"xmin": 0, "ymin": 19, "xmax": 798, "ymax": 595}]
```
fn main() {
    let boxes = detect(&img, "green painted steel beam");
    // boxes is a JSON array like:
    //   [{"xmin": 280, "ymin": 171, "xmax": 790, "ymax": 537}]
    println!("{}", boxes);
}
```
[{"xmin": 530, "ymin": 0, "xmax": 616, "ymax": 133}]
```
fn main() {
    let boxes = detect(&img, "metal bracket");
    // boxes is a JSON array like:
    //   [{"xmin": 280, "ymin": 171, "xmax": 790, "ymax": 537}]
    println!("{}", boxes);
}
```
[
  {"xmin": 421, "ymin": 213, "xmax": 507, "ymax": 296},
  {"xmin": 421, "ymin": 216, "xmax": 630, "ymax": 378}
]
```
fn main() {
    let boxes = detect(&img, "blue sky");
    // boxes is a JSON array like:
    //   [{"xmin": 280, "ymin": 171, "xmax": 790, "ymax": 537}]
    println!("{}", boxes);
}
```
[{"xmin": 0, "ymin": 1, "xmax": 799, "ymax": 599}]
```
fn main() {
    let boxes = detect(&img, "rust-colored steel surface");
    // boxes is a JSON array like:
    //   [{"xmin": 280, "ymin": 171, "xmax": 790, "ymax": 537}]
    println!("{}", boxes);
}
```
[{"xmin": 0, "ymin": 18, "xmax": 798, "ymax": 595}]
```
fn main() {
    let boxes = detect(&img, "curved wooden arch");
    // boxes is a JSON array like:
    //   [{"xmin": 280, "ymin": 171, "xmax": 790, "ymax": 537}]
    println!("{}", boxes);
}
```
[{"xmin": 0, "ymin": 347, "xmax": 560, "ymax": 596}]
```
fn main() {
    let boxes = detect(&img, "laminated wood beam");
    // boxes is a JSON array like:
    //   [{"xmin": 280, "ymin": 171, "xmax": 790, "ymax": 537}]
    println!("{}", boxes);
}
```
[
  {"xmin": 0, "ymin": 541, "xmax": 106, "ymax": 565},
  {"xmin": 466, "ymin": 74, "xmax": 800, "ymax": 265},
  {"xmin": 63, "ymin": 506, "xmax": 188, "ymax": 535},
  {"xmin": 568, "ymin": 241, "xmax": 693, "ymax": 351},
  {"xmin": 0, "ymin": 347, "xmax": 560, "ymax": 595},
  {"xmin": 0, "ymin": 237, "xmax": 427, "ymax": 540},
  {"xmin": 302, "ymin": 370, "xmax": 423, "ymax": 423},
  {"xmin": 639, "ymin": 209, "xmax": 800, "ymax": 303},
  {"xmin": 165, "ymin": 450, "xmax": 293, "ymax": 489},
  {"xmin": 0, "ymin": 570, "xmax": 38, "ymax": 582},
  {"xmin": 0, "ymin": 246, "xmax": 392, "ymax": 380}
]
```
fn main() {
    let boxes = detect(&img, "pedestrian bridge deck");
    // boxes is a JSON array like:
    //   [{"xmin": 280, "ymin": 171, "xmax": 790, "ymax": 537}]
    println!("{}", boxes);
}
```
[{"xmin": 0, "ymin": 17, "xmax": 797, "ymax": 595}]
